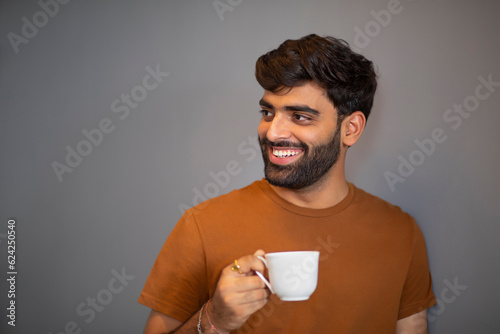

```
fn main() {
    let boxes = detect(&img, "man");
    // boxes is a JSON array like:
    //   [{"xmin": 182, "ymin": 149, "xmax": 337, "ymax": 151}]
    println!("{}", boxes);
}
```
[{"xmin": 139, "ymin": 34, "xmax": 436, "ymax": 333}]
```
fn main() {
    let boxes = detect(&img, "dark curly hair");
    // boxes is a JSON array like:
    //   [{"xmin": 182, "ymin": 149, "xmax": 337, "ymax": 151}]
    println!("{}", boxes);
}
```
[{"xmin": 255, "ymin": 34, "xmax": 377, "ymax": 120}]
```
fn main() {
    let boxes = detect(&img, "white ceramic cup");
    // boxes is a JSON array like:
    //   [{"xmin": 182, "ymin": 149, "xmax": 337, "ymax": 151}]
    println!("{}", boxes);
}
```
[{"xmin": 255, "ymin": 251, "xmax": 319, "ymax": 301}]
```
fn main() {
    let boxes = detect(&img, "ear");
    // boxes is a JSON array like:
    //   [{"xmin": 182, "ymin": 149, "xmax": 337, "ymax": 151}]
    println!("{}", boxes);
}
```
[{"xmin": 342, "ymin": 111, "xmax": 366, "ymax": 147}]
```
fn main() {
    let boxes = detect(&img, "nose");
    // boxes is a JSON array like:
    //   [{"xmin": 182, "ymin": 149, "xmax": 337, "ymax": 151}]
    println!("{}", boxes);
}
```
[{"xmin": 265, "ymin": 114, "xmax": 292, "ymax": 143}]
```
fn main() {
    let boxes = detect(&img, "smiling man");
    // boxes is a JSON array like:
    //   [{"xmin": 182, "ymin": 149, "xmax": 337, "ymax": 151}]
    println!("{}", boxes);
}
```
[{"xmin": 139, "ymin": 34, "xmax": 437, "ymax": 333}]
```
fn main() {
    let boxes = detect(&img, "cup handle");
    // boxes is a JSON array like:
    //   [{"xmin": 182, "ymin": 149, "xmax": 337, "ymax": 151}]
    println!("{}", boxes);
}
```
[
  {"xmin": 255, "ymin": 255, "xmax": 274, "ymax": 294},
  {"xmin": 256, "ymin": 255, "xmax": 267, "ymax": 267}
]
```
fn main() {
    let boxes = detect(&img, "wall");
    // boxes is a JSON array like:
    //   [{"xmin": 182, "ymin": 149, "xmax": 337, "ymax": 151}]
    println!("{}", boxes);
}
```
[{"xmin": 1, "ymin": 0, "xmax": 499, "ymax": 333}]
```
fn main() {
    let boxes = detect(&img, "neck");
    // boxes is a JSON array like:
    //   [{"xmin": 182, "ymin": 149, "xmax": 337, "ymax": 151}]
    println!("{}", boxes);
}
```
[{"xmin": 268, "ymin": 159, "xmax": 349, "ymax": 209}]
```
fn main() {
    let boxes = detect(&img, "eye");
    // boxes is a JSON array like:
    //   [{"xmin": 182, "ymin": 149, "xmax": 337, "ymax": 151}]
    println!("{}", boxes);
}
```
[
  {"xmin": 259, "ymin": 109, "xmax": 274, "ymax": 120},
  {"xmin": 293, "ymin": 113, "xmax": 311, "ymax": 122}
]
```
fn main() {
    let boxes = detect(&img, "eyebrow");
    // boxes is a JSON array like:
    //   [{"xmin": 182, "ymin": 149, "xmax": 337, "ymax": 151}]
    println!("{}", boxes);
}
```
[{"xmin": 259, "ymin": 98, "xmax": 320, "ymax": 116}]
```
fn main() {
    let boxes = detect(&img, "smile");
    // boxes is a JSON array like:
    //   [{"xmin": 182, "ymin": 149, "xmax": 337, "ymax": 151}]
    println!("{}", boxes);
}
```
[
  {"xmin": 269, "ymin": 146, "xmax": 304, "ymax": 165},
  {"xmin": 272, "ymin": 148, "xmax": 303, "ymax": 158}
]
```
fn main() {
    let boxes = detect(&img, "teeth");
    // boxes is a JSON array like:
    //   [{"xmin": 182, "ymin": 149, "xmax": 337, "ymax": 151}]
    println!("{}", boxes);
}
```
[{"xmin": 273, "ymin": 148, "xmax": 300, "ymax": 158}]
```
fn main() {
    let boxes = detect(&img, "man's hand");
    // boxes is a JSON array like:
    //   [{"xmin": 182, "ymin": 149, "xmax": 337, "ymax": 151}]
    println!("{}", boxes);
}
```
[{"xmin": 208, "ymin": 249, "xmax": 270, "ymax": 332}]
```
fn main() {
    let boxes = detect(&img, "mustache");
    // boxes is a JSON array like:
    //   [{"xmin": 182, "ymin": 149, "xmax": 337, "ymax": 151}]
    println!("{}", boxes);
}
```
[{"xmin": 259, "ymin": 137, "xmax": 308, "ymax": 149}]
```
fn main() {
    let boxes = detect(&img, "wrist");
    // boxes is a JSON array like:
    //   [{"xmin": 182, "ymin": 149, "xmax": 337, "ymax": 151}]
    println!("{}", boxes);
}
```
[
  {"xmin": 206, "ymin": 299, "xmax": 230, "ymax": 334},
  {"xmin": 197, "ymin": 300, "xmax": 230, "ymax": 334}
]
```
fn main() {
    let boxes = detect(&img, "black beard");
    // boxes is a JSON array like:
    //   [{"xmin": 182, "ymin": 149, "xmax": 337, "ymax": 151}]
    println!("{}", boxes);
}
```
[{"xmin": 259, "ymin": 124, "xmax": 342, "ymax": 190}]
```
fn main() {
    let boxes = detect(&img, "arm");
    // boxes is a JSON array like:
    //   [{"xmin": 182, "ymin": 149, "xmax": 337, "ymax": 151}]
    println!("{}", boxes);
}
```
[
  {"xmin": 143, "ymin": 250, "xmax": 270, "ymax": 334},
  {"xmin": 396, "ymin": 219, "xmax": 436, "ymax": 333},
  {"xmin": 144, "ymin": 308, "xmax": 212, "ymax": 334},
  {"xmin": 395, "ymin": 310, "xmax": 428, "ymax": 334},
  {"xmin": 144, "ymin": 310, "xmax": 182, "ymax": 334}
]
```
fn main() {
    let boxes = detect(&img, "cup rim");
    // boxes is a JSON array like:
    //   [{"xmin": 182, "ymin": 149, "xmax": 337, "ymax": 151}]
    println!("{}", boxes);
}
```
[{"xmin": 265, "ymin": 250, "xmax": 319, "ymax": 258}]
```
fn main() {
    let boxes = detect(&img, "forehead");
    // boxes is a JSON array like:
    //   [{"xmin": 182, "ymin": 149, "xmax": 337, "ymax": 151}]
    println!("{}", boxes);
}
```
[{"xmin": 260, "ymin": 82, "xmax": 335, "ymax": 113}]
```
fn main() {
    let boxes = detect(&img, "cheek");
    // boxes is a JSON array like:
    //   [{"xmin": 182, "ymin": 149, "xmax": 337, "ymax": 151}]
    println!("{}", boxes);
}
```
[
  {"xmin": 257, "ymin": 121, "xmax": 269, "ymax": 138},
  {"xmin": 294, "ymin": 129, "xmax": 328, "ymax": 146},
  {"xmin": 304, "ymin": 123, "xmax": 338, "ymax": 144}
]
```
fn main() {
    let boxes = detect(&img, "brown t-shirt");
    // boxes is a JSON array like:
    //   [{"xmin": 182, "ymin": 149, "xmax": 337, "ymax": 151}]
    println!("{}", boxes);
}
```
[{"xmin": 138, "ymin": 180, "xmax": 436, "ymax": 333}]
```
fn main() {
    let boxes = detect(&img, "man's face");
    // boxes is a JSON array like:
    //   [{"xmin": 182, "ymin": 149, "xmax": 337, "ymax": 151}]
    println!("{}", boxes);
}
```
[{"xmin": 258, "ymin": 82, "xmax": 343, "ymax": 190}]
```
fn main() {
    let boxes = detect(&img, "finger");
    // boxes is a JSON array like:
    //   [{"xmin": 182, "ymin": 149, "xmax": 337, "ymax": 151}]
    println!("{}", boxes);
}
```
[
  {"xmin": 253, "ymin": 249, "xmax": 265, "ymax": 257},
  {"xmin": 242, "ymin": 275, "xmax": 268, "ymax": 289},
  {"xmin": 224, "ymin": 274, "xmax": 267, "ymax": 293},
  {"xmin": 235, "ymin": 254, "xmax": 266, "ymax": 274},
  {"xmin": 226, "ymin": 259, "xmax": 245, "ymax": 276},
  {"xmin": 235, "ymin": 286, "xmax": 271, "ymax": 305},
  {"xmin": 250, "ymin": 250, "xmax": 266, "ymax": 275}
]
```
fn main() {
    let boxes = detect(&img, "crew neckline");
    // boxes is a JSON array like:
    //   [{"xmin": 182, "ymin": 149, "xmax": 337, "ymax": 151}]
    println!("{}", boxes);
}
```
[{"xmin": 256, "ymin": 178, "xmax": 356, "ymax": 218}]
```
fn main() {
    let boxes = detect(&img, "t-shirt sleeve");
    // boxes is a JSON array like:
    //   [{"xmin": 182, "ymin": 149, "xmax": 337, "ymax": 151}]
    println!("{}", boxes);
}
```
[
  {"xmin": 398, "ymin": 218, "xmax": 437, "ymax": 319},
  {"xmin": 138, "ymin": 210, "xmax": 209, "ymax": 322}
]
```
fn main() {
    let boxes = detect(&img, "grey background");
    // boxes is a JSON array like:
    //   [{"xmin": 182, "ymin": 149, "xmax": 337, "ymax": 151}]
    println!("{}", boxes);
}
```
[{"xmin": 1, "ymin": 0, "xmax": 499, "ymax": 333}]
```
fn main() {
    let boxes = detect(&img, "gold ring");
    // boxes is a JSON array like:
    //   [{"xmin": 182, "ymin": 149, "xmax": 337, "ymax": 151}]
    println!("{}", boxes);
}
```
[{"xmin": 231, "ymin": 259, "xmax": 242, "ymax": 274}]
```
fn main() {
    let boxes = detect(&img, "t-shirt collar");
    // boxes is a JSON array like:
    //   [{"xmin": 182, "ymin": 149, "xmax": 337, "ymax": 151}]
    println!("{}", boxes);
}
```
[{"xmin": 257, "ymin": 178, "xmax": 356, "ymax": 218}]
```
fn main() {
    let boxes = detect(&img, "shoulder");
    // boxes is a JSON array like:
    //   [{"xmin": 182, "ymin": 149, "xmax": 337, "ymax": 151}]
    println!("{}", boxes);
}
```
[
  {"xmin": 349, "ymin": 183, "xmax": 416, "ymax": 231},
  {"xmin": 184, "ymin": 179, "xmax": 265, "ymax": 217},
  {"xmin": 351, "ymin": 184, "xmax": 409, "ymax": 216},
  {"xmin": 348, "ymin": 184, "xmax": 425, "ymax": 259}
]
